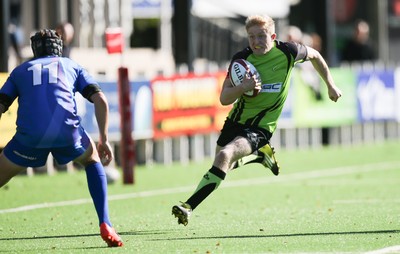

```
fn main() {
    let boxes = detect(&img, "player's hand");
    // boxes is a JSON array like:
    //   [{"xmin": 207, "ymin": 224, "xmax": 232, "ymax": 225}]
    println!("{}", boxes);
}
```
[
  {"xmin": 242, "ymin": 70, "xmax": 261, "ymax": 93},
  {"xmin": 328, "ymin": 85, "xmax": 342, "ymax": 102},
  {"xmin": 97, "ymin": 140, "xmax": 114, "ymax": 166}
]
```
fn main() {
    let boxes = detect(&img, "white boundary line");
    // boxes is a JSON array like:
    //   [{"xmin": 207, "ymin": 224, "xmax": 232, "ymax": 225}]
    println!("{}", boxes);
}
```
[
  {"xmin": 334, "ymin": 199, "xmax": 400, "ymax": 204},
  {"xmin": 365, "ymin": 245, "xmax": 400, "ymax": 254},
  {"xmin": 0, "ymin": 161, "xmax": 399, "ymax": 214}
]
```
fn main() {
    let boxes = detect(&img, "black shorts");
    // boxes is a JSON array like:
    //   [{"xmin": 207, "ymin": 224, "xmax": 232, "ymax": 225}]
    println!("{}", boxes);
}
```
[{"xmin": 216, "ymin": 118, "xmax": 272, "ymax": 153}]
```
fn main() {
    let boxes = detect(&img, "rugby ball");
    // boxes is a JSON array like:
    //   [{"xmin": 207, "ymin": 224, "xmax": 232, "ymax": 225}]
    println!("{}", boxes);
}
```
[{"xmin": 229, "ymin": 59, "xmax": 261, "ymax": 97}]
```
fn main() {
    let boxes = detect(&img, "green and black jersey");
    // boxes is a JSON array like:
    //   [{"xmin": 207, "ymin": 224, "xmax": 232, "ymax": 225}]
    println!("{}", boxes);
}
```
[{"xmin": 227, "ymin": 40, "xmax": 307, "ymax": 134}]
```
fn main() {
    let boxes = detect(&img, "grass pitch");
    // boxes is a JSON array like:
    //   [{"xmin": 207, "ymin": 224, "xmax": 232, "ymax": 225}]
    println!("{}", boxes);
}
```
[{"xmin": 1, "ymin": 141, "xmax": 400, "ymax": 253}]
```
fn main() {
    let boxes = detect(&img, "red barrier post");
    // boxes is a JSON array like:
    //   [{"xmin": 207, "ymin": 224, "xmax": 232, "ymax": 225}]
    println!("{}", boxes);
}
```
[
  {"xmin": 105, "ymin": 27, "xmax": 134, "ymax": 184},
  {"xmin": 117, "ymin": 67, "xmax": 135, "ymax": 184}
]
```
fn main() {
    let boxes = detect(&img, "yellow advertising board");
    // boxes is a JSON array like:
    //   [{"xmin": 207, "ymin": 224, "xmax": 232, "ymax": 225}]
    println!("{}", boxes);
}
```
[{"xmin": 0, "ymin": 73, "xmax": 17, "ymax": 147}]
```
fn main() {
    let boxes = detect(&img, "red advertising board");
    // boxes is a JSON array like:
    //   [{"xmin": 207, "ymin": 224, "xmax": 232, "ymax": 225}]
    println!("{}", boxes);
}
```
[{"xmin": 152, "ymin": 72, "xmax": 230, "ymax": 139}]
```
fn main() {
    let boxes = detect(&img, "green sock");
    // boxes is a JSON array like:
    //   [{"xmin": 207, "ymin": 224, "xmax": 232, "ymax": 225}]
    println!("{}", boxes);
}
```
[{"xmin": 186, "ymin": 166, "xmax": 226, "ymax": 210}]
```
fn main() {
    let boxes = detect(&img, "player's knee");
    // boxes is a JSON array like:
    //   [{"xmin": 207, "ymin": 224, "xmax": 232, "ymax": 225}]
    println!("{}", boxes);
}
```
[
  {"xmin": 0, "ymin": 153, "xmax": 25, "ymax": 187},
  {"xmin": 215, "ymin": 149, "xmax": 233, "ymax": 165},
  {"xmin": 73, "ymin": 150, "xmax": 100, "ymax": 167}
]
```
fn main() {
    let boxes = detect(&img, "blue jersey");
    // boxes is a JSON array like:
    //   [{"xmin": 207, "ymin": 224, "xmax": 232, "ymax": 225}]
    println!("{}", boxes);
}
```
[{"xmin": 0, "ymin": 56, "xmax": 98, "ymax": 148}]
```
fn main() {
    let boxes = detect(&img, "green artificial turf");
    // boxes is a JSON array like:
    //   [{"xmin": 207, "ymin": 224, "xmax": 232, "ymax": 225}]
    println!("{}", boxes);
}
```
[{"xmin": 1, "ymin": 141, "xmax": 399, "ymax": 253}]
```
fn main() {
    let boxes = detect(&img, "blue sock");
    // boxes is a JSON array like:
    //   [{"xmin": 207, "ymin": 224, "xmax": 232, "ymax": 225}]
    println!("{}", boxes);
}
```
[{"xmin": 85, "ymin": 162, "xmax": 112, "ymax": 227}]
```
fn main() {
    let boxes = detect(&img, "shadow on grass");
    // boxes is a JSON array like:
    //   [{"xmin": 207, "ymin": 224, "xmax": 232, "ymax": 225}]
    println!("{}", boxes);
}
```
[
  {"xmin": 0, "ymin": 230, "xmax": 178, "ymax": 252},
  {"xmin": 150, "ymin": 229, "xmax": 400, "ymax": 241},
  {"xmin": 0, "ymin": 229, "xmax": 173, "ymax": 242}
]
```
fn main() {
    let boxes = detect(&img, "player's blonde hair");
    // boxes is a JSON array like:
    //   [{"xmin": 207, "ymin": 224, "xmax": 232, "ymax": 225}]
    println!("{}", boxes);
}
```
[{"xmin": 245, "ymin": 15, "xmax": 275, "ymax": 35}]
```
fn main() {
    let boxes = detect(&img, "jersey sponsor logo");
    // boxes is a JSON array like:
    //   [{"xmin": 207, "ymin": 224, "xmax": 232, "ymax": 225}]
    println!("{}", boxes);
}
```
[
  {"xmin": 272, "ymin": 65, "xmax": 280, "ymax": 71},
  {"xmin": 261, "ymin": 83, "xmax": 282, "ymax": 93}
]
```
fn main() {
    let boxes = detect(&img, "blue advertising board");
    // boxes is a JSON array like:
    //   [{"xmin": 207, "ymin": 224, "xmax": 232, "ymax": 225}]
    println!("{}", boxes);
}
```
[
  {"xmin": 357, "ymin": 70, "xmax": 396, "ymax": 121},
  {"xmin": 77, "ymin": 80, "xmax": 152, "ymax": 141}
]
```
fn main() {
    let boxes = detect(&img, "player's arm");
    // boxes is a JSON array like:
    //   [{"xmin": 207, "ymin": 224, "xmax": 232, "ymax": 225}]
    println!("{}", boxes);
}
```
[
  {"xmin": 90, "ymin": 91, "xmax": 113, "ymax": 166},
  {"xmin": 220, "ymin": 78, "xmax": 242, "ymax": 105},
  {"xmin": 306, "ymin": 46, "xmax": 342, "ymax": 102},
  {"xmin": 220, "ymin": 73, "xmax": 259, "ymax": 105}
]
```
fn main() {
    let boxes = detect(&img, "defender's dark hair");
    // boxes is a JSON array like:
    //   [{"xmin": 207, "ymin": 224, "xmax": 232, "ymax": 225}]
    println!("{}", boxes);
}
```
[{"xmin": 30, "ymin": 29, "xmax": 63, "ymax": 58}]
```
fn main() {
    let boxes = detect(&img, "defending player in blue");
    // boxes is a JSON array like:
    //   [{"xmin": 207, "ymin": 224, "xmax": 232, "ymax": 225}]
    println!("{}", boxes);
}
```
[
  {"xmin": 0, "ymin": 29, "xmax": 123, "ymax": 247},
  {"xmin": 172, "ymin": 15, "xmax": 342, "ymax": 226}
]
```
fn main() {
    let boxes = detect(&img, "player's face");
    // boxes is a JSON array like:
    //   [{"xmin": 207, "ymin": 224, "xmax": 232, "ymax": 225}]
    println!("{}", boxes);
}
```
[{"xmin": 247, "ymin": 25, "xmax": 276, "ymax": 56}]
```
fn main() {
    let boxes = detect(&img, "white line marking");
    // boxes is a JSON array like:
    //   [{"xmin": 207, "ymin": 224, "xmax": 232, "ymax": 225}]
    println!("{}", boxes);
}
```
[
  {"xmin": 0, "ymin": 161, "xmax": 399, "ymax": 214},
  {"xmin": 334, "ymin": 199, "xmax": 400, "ymax": 204},
  {"xmin": 365, "ymin": 245, "xmax": 400, "ymax": 254}
]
